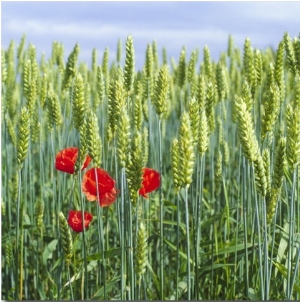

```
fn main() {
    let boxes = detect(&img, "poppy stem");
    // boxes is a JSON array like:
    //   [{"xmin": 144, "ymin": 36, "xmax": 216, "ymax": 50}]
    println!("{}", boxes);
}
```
[
  {"xmin": 94, "ymin": 167, "xmax": 107, "ymax": 298},
  {"xmin": 78, "ymin": 167, "xmax": 88, "ymax": 299}
]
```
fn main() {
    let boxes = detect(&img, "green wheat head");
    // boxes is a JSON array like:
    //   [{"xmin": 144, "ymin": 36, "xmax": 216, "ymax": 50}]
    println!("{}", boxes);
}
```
[
  {"xmin": 177, "ymin": 47, "xmax": 186, "ymax": 88},
  {"xmin": 177, "ymin": 111, "xmax": 195, "ymax": 188},
  {"xmin": 216, "ymin": 62, "xmax": 228, "ymax": 102},
  {"xmin": 152, "ymin": 40, "xmax": 159, "ymax": 72},
  {"xmin": 241, "ymin": 81, "xmax": 253, "ymax": 112},
  {"xmin": 265, "ymin": 63, "xmax": 275, "ymax": 94},
  {"xmin": 172, "ymin": 138, "xmax": 181, "ymax": 193},
  {"xmin": 5, "ymin": 241, "xmax": 13, "ymax": 268},
  {"xmin": 5, "ymin": 41, "xmax": 16, "ymax": 88},
  {"xmin": 266, "ymin": 136, "xmax": 286, "ymax": 224},
  {"xmin": 196, "ymin": 74, "xmax": 206, "ymax": 111},
  {"xmin": 5, "ymin": 115, "xmax": 17, "ymax": 147},
  {"xmin": 253, "ymin": 153, "xmax": 267, "ymax": 197},
  {"xmin": 286, "ymin": 103, "xmax": 300, "ymax": 170},
  {"xmin": 294, "ymin": 34, "xmax": 300, "ymax": 74},
  {"xmin": 72, "ymin": 73, "xmax": 86, "ymax": 131},
  {"xmin": 47, "ymin": 86, "xmax": 63, "ymax": 131},
  {"xmin": 198, "ymin": 109, "xmax": 209, "ymax": 158},
  {"xmin": 254, "ymin": 49, "xmax": 262, "ymax": 87},
  {"xmin": 205, "ymin": 81, "xmax": 215, "ymax": 134},
  {"xmin": 62, "ymin": 43, "xmax": 80, "ymax": 90},
  {"xmin": 144, "ymin": 44, "xmax": 154, "ymax": 99},
  {"xmin": 261, "ymin": 83, "xmax": 280, "ymax": 140},
  {"xmin": 243, "ymin": 38, "xmax": 257, "ymax": 91},
  {"xmin": 2, "ymin": 48, "xmax": 7, "ymax": 83},
  {"xmin": 58, "ymin": 212, "xmax": 73, "ymax": 266},
  {"xmin": 234, "ymin": 95, "xmax": 259, "ymax": 162},
  {"xmin": 217, "ymin": 116, "xmax": 224, "ymax": 146},
  {"xmin": 51, "ymin": 41, "xmax": 65, "ymax": 72},
  {"xmin": 152, "ymin": 64, "xmax": 170, "ymax": 118},
  {"xmin": 102, "ymin": 47, "xmax": 110, "ymax": 95},
  {"xmin": 134, "ymin": 221, "xmax": 148, "ymax": 285},
  {"xmin": 23, "ymin": 58, "xmax": 38, "ymax": 119},
  {"xmin": 30, "ymin": 113, "xmax": 40, "ymax": 144},
  {"xmin": 203, "ymin": 45, "xmax": 213, "ymax": 81},
  {"xmin": 187, "ymin": 50, "xmax": 197, "ymax": 96},
  {"xmin": 124, "ymin": 35, "xmax": 135, "ymax": 96},
  {"xmin": 108, "ymin": 67, "xmax": 125, "ymax": 137},
  {"xmin": 235, "ymin": 94, "xmax": 268, "ymax": 197},
  {"xmin": 17, "ymin": 106, "xmax": 30, "ymax": 169},
  {"xmin": 16, "ymin": 34, "xmax": 26, "ymax": 69},
  {"xmin": 86, "ymin": 111, "xmax": 102, "ymax": 168},
  {"xmin": 129, "ymin": 94, "xmax": 143, "ymax": 132},
  {"xmin": 274, "ymin": 40, "xmax": 286, "ymax": 103},
  {"xmin": 117, "ymin": 107, "xmax": 131, "ymax": 168},
  {"xmin": 273, "ymin": 136, "xmax": 286, "ymax": 191},
  {"xmin": 188, "ymin": 97, "xmax": 200, "ymax": 145},
  {"xmin": 126, "ymin": 131, "xmax": 144, "ymax": 204},
  {"xmin": 96, "ymin": 65, "xmax": 105, "ymax": 105},
  {"xmin": 214, "ymin": 150, "xmax": 223, "ymax": 196},
  {"xmin": 91, "ymin": 48, "xmax": 98, "ymax": 76},
  {"xmin": 284, "ymin": 32, "xmax": 297, "ymax": 75}
]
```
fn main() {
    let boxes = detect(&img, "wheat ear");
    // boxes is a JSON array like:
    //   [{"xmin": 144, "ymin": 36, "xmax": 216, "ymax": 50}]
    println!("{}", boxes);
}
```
[
  {"xmin": 152, "ymin": 64, "xmax": 170, "ymax": 118},
  {"xmin": 178, "ymin": 111, "xmax": 195, "ymax": 187},
  {"xmin": 284, "ymin": 32, "xmax": 297, "ymax": 75},
  {"xmin": 124, "ymin": 35, "xmax": 135, "ymax": 96},
  {"xmin": 17, "ymin": 107, "xmax": 30, "ymax": 169},
  {"xmin": 86, "ymin": 111, "xmax": 102, "ymax": 168},
  {"xmin": 72, "ymin": 73, "xmax": 86, "ymax": 131},
  {"xmin": 62, "ymin": 43, "xmax": 80, "ymax": 90},
  {"xmin": 135, "ymin": 222, "xmax": 147, "ymax": 285},
  {"xmin": 108, "ymin": 67, "xmax": 125, "ymax": 137},
  {"xmin": 58, "ymin": 212, "xmax": 73, "ymax": 266}
]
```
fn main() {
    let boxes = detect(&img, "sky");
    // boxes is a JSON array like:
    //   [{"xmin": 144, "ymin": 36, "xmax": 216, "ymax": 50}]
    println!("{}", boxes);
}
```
[{"xmin": 1, "ymin": 1, "xmax": 300, "ymax": 70}]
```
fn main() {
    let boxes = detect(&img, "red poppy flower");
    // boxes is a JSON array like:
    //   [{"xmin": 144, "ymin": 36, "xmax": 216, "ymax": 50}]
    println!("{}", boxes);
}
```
[
  {"xmin": 67, "ymin": 210, "xmax": 93, "ymax": 233},
  {"xmin": 139, "ymin": 167, "xmax": 160, "ymax": 198},
  {"xmin": 55, "ymin": 147, "xmax": 92, "ymax": 174},
  {"xmin": 82, "ymin": 168, "xmax": 119, "ymax": 207}
]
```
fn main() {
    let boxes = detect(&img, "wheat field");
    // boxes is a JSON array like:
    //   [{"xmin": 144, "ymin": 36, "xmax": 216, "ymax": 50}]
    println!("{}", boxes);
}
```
[{"xmin": 1, "ymin": 32, "xmax": 300, "ymax": 300}]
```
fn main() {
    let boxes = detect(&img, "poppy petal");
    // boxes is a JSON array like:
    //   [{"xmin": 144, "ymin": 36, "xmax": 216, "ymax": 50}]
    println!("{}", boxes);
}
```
[
  {"xmin": 55, "ymin": 147, "xmax": 92, "ymax": 174},
  {"xmin": 82, "ymin": 168, "xmax": 119, "ymax": 206},
  {"xmin": 139, "ymin": 167, "xmax": 160, "ymax": 198},
  {"xmin": 82, "ymin": 155, "xmax": 92, "ymax": 170},
  {"xmin": 67, "ymin": 210, "xmax": 93, "ymax": 233},
  {"xmin": 100, "ymin": 187, "xmax": 120, "ymax": 207},
  {"xmin": 55, "ymin": 147, "xmax": 78, "ymax": 174}
]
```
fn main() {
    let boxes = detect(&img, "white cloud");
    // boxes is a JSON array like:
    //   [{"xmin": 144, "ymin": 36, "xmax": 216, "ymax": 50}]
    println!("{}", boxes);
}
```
[
  {"xmin": 3, "ymin": 1, "xmax": 299, "ymax": 68},
  {"xmin": 5, "ymin": 17, "xmax": 232, "ymax": 48},
  {"xmin": 6, "ymin": 19, "xmax": 123, "ymax": 38},
  {"xmin": 241, "ymin": 2, "xmax": 300, "ymax": 23}
]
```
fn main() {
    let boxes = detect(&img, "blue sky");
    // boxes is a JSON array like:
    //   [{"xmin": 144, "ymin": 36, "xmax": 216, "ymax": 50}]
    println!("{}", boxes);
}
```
[{"xmin": 2, "ymin": 1, "xmax": 300, "ymax": 69}]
